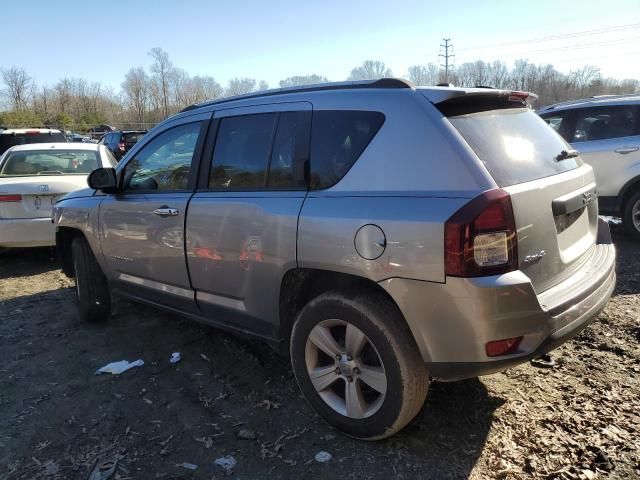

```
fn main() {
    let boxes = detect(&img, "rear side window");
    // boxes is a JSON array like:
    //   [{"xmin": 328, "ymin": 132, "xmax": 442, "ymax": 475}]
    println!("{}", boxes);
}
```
[
  {"xmin": 209, "ymin": 113, "xmax": 277, "ymax": 189},
  {"xmin": 208, "ymin": 111, "xmax": 311, "ymax": 190},
  {"xmin": 448, "ymin": 108, "xmax": 581, "ymax": 187},
  {"xmin": 571, "ymin": 106, "xmax": 637, "ymax": 142},
  {"xmin": 310, "ymin": 110, "xmax": 385, "ymax": 189}
]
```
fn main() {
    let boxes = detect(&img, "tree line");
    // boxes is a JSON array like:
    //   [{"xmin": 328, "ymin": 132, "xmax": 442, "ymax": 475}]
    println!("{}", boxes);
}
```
[{"xmin": 1, "ymin": 48, "xmax": 638, "ymax": 132}]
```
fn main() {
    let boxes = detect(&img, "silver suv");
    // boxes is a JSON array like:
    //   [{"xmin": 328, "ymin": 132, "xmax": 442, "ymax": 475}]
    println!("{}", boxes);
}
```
[
  {"xmin": 538, "ymin": 95, "xmax": 640, "ymax": 238},
  {"xmin": 54, "ymin": 79, "xmax": 616, "ymax": 439}
]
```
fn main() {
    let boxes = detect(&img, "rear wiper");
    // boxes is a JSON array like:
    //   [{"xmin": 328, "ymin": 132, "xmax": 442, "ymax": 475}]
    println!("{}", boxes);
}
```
[{"xmin": 555, "ymin": 149, "xmax": 579, "ymax": 161}]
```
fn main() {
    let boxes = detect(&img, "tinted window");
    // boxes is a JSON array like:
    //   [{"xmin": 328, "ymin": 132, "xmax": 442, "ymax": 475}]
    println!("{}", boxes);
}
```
[
  {"xmin": 0, "ymin": 132, "xmax": 67, "ymax": 155},
  {"xmin": 0, "ymin": 150, "xmax": 99, "ymax": 176},
  {"xmin": 309, "ymin": 110, "xmax": 385, "ymax": 189},
  {"xmin": 123, "ymin": 132, "xmax": 144, "ymax": 144},
  {"xmin": 268, "ymin": 111, "xmax": 310, "ymax": 188},
  {"xmin": 124, "ymin": 122, "xmax": 201, "ymax": 191},
  {"xmin": 209, "ymin": 113, "xmax": 277, "ymax": 189},
  {"xmin": 571, "ymin": 106, "xmax": 637, "ymax": 142},
  {"xmin": 449, "ymin": 108, "xmax": 581, "ymax": 187}
]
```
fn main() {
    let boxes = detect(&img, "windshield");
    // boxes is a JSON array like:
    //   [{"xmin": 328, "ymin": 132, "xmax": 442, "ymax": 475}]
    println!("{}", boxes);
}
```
[
  {"xmin": 0, "ymin": 132, "xmax": 67, "ymax": 155},
  {"xmin": 448, "ymin": 108, "xmax": 582, "ymax": 187},
  {"xmin": 0, "ymin": 150, "xmax": 100, "ymax": 176}
]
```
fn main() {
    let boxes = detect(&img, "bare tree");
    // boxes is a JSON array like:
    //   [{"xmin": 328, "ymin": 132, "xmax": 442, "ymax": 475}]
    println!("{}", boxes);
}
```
[
  {"xmin": 149, "ymin": 47, "xmax": 172, "ymax": 117},
  {"xmin": 122, "ymin": 67, "xmax": 149, "ymax": 124},
  {"xmin": 225, "ymin": 78, "xmax": 256, "ymax": 97},
  {"xmin": 279, "ymin": 74, "xmax": 328, "ymax": 88},
  {"xmin": 258, "ymin": 80, "xmax": 269, "ymax": 91},
  {"xmin": 348, "ymin": 60, "xmax": 392, "ymax": 81},
  {"xmin": 407, "ymin": 64, "xmax": 439, "ymax": 86},
  {"xmin": 1, "ymin": 67, "xmax": 32, "ymax": 110}
]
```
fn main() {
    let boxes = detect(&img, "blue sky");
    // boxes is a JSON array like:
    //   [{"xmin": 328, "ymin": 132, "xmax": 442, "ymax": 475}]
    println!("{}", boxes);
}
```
[{"xmin": 2, "ymin": 0, "xmax": 639, "ymax": 90}]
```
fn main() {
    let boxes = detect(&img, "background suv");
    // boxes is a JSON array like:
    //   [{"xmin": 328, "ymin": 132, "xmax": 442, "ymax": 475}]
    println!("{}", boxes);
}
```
[
  {"xmin": 99, "ymin": 130, "xmax": 147, "ymax": 161},
  {"xmin": 539, "ymin": 95, "xmax": 640, "ymax": 238},
  {"xmin": 0, "ymin": 128, "xmax": 67, "ymax": 155},
  {"xmin": 54, "ymin": 79, "xmax": 615, "ymax": 440}
]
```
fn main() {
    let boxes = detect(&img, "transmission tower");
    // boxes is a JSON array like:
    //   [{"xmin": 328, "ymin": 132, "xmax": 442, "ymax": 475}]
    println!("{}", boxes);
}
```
[{"xmin": 439, "ymin": 38, "xmax": 454, "ymax": 83}]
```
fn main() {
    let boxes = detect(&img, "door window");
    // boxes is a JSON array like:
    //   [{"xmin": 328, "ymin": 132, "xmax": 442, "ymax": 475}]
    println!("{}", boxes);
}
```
[
  {"xmin": 209, "ymin": 114, "xmax": 276, "ymax": 189},
  {"xmin": 572, "ymin": 106, "xmax": 637, "ymax": 142},
  {"xmin": 123, "ymin": 122, "xmax": 202, "ymax": 191}
]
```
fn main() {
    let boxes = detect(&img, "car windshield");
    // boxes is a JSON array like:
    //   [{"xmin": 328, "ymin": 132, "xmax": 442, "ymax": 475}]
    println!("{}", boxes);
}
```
[
  {"xmin": 123, "ymin": 132, "xmax": 144, "ymax": 143},
  {"xmin": 0, "ymin": 150, "xmax": 100, "ymax": 176}
]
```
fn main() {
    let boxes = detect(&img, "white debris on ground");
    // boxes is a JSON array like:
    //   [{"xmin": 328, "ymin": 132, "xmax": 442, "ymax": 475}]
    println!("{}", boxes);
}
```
[{"xmin": 95, "ymin": 359, "xmax": 144, "ymax": 375}]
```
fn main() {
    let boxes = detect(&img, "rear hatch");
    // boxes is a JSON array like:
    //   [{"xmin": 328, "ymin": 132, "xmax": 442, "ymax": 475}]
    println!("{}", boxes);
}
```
[
  {"xmin": 0, "ymin": 176, "xmax": 87, "ymax": 219},
  {"xmin": 427, "ymin": 89, "xmax": 598, "ymax": 294}
]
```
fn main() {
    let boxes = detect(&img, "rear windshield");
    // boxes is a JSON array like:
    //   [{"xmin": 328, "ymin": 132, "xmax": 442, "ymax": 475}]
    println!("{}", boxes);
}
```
[
  {"xmin": 0, "ymin": 132, "xmax": 67, "ymax": 155},
  {"xmin": 123, "ymin": 132, "xmax": 144, "ymax": 144},
  {"xmin": 448, "ymin": 108, "xmax": 581, "ymax": 187},
  {"xmin": 0, "ymin": 150, "xmax": 99, "ymax": 176}
]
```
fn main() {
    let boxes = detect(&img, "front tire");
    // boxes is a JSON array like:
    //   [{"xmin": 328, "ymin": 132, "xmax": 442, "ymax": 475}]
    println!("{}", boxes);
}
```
[
  {"xmin": 290, "ymin": 291, "xmax": 428, "ymax": 440},
  {"xmin": 623, "ymin": 191, "xmax": 640, "ymax": 240},
  {"xmin": 71, "ymin": 236, "xmax": 111, "ymax": 322}
]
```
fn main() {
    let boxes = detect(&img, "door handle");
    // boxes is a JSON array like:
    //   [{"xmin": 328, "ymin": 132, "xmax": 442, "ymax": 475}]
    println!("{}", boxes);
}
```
[
  {"xmin": 153, "ymin": 207, "xmax": 179, "ymax": 217},
  {"xmin": 615, "ymin": 147, "xmax": 639, "ymax": 154}
]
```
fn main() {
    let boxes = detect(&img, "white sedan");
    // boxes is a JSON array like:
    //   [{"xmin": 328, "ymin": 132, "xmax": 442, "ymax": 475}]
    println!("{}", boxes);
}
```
[{"xmin": 0, "ymin": 143, "xmax": 116, "ymax": 247}]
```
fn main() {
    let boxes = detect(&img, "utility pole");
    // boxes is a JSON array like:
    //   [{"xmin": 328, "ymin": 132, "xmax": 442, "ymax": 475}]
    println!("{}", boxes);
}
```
[{"xmin": 439, "ymin": 38, "xmax": 454, "ymax": 83}]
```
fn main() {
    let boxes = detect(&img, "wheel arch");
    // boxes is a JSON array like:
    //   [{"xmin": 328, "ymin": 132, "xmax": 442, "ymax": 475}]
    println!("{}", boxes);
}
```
[
  {"xmin": 278, "ymin": 268, "xmax": 407, "ymax": 349},
  {"xmin": 56, "ymin": 227, "xmax": 86, "ymax": 277},
  {"xmin": 618, "ymin": 175, "xmax": 640, "ymax": 213}
]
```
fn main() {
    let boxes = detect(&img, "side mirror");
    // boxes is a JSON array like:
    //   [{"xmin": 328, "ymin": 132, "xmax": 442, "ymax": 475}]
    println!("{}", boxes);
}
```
[{"xmin": 87, "ymin": 167, "xmax": 118, "ymax": 193}]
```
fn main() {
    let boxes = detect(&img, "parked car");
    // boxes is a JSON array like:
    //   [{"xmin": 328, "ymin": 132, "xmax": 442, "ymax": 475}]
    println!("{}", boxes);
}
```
[
  {"xmin": 88, "ymin": 124, "xmax": 115, "ymax": 140},
  {"xmin": 53, "ymin": 79, "xmax": 616, "ymax": 440},
  {"xmin": 538, "ymin": 95, "xmax": 640, "ymax": 238},
  {"xmin": 68, "ymin": 133, "xmax": 91, "ymax": 143},
  {"xmin": 0, "ymin": 128, "xmax": 67, "ymax": 156},
  {"xmin": 0, "ymin": 143, "xmax": 116, "ymax": 248},
  {"xmin": 99, "ymin": 130, "xmax": 147, "ymax": 161}
]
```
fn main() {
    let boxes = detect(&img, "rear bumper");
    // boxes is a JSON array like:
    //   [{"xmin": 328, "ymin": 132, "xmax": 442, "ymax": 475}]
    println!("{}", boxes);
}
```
[
  {"xmin": 380, "ymin": 219, "xmax": 616, "ymax": 381},
  {"xmin": 0, "ymin": 217, "xmax": 55, "ymax": 247}
]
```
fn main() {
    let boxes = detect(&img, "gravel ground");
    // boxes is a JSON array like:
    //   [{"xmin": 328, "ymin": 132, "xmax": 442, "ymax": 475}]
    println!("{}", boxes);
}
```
[{"xmin": 0, "ymin": 226, "xmax": 639, "ymax": 480}]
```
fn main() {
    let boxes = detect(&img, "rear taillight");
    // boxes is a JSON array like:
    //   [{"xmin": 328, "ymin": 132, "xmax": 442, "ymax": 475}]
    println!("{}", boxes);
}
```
[
  {"xmin": 485, "ymin": 336, "xmax": 523, "ymax": 357},
  {"xmin": 0, "ymin": 194, "xmax": 22, "ymax": 202},
  {"xmin": 444, "ymin": 189, "xmax": 517, "ymax": 277},
  {"xmin": 118, "ymin": 142, "xmax": 126, "ymax": 151}
]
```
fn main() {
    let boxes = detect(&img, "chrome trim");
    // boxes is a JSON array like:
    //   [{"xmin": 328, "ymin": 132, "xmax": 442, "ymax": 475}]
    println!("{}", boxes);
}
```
[
  {"xmin": 197, "ymin": 291, "xmax": 247, "ymax": 312},
  {"xmin": 119, "ymin": 273, "xmax": 193, "ymax": 298}
]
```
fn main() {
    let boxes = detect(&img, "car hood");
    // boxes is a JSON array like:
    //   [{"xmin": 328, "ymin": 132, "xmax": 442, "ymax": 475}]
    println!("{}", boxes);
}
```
[{"xmin": 58, "ymin": 187, "xmax": 97, "ymax": 202}]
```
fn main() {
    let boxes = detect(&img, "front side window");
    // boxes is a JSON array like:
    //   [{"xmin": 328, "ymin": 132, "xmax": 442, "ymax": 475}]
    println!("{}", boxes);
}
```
[
  {"xmin": 572, "ymin": 106, "xmax": 638, "ymax": 142},
  {"xmin": 123, "ymin": 122, "xmax": 201, "ymax": 191},
  {"xmin": 309, "ymin": 110, "xmax": 385, "ymax": 189}
]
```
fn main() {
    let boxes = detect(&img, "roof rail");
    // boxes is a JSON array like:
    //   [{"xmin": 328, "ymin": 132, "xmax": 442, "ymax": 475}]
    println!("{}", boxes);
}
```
[
  {"xmin": 540, "ymin": 92, "xmax": 640, "ymax": 110},
  {"xmin": 180, "ymin": 78, "xmax": 414, "ymax": 113}
]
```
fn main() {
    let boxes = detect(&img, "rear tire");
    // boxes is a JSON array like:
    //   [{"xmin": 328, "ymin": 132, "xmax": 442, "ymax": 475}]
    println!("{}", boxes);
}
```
[
  {"xmin": 290, "ymin": 290, "xmax": 428, "ymax": 440},
  {"xmin": 71, "ymin": 236, "xmax": 111, "ymax": 322},
  {"xmin": 623, "ymin": 191, "xmax": 640, "ymax": 240}
]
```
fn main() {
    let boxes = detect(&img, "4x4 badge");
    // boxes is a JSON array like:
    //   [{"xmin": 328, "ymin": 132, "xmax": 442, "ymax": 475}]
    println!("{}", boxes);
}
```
[
  {"xmin": 523, "ymin": 250, "xmax": 546, "ymax": 266},
  {"xmin": 38, "ymin": 184, "xmax": 49, "ymax": 192}
]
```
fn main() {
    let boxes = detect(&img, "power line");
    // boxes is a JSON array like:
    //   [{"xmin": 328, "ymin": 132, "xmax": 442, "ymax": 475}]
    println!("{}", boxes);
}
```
[
  {"xmin": 456, "ymin": 22, "xmax": 640, "ymax": 52},
  {"xmin": 439, "ymin": 38, "xmax": 454, "ymax": 82}
]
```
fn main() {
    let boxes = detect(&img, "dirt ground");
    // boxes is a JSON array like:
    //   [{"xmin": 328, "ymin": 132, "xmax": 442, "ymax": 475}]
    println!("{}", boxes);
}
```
[{"xmin": 1, "ymin": 225, "xmax": 639, "ymax": 480}]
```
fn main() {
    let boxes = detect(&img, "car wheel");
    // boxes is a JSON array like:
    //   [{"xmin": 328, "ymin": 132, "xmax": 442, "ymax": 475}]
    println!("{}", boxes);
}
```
[
  {"xmin": 623, "ymin": 191, "xmax": 640, "ymax": 240},
  {"xmin": 290, "ymin": 291, "xmax": 428, "ymax": 440},
  {"xmin": 71, "ymin": 236, "xmax": 111, "ymax": 322}
]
